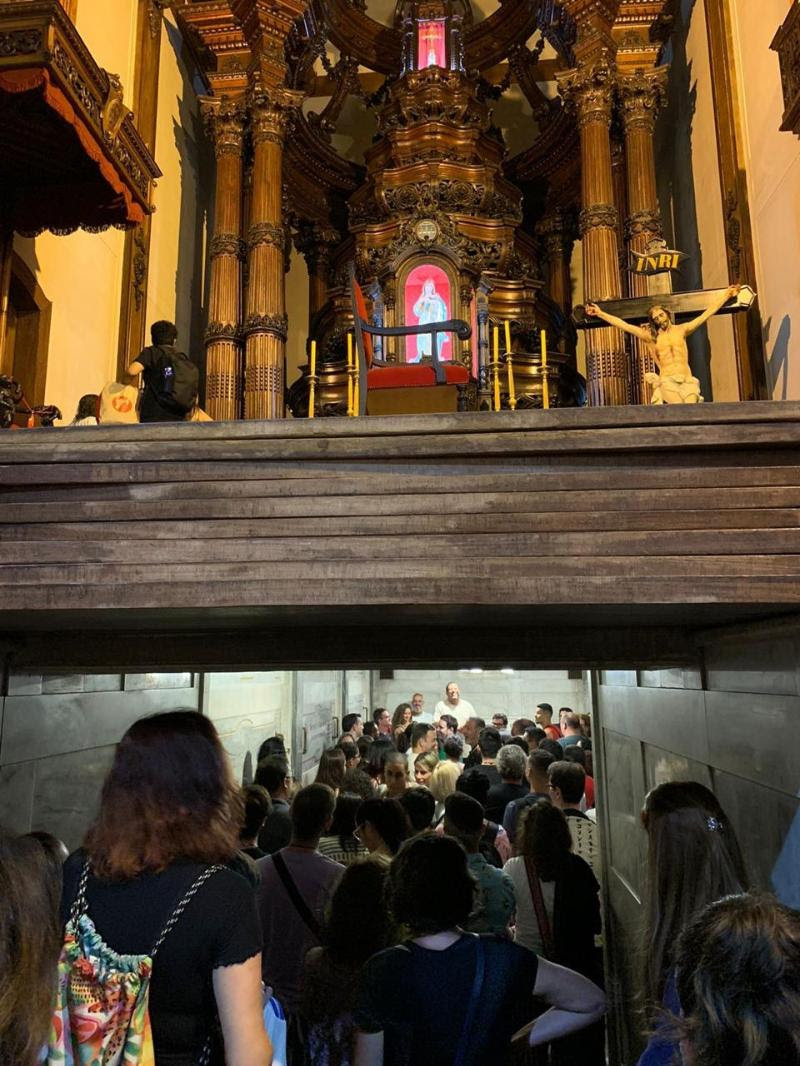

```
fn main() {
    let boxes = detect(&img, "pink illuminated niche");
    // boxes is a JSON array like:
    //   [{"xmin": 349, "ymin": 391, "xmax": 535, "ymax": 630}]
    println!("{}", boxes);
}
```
[
  {"xmin": 418, "ymin": 20, "xmax": 446, "ymax": 69},
  {"xmin": 404, "ymin": 264, "xmax": 452, "ymax": 363}
]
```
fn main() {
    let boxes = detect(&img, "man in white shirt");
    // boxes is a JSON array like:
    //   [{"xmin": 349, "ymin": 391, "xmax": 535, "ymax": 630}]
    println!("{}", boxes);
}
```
[
  {"xmin": 434, "ymin": 681, "xmax": 476, "ymax": 727},
  {"xmin": 410, "ymin": 691, "xmax": 433, "ymax": 724}
]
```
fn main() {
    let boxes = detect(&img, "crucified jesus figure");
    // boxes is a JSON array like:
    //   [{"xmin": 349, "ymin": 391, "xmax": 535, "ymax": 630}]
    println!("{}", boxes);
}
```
[{"xmin": 585, "ymin": 283, "xmax": 741, "ymax": 403}]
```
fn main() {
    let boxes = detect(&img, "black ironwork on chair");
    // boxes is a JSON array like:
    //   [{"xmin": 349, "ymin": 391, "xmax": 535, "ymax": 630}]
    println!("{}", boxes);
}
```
[{"xmin": 349, "ymin": 263, "xmax": 472, "ymax": 415}]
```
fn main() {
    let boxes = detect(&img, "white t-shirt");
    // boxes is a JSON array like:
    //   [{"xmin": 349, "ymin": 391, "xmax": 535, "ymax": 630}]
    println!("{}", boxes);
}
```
[
  {"xmin": 503, "ymin": 856, "xmax": 556, "ymax": 955},
  {"xmin": 434, "ymin": 697, "xmax": 476, "ymax": 727}
]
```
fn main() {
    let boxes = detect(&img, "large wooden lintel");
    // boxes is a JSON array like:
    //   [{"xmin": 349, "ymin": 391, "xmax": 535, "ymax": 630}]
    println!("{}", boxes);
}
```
[
  {"xmin": 0, "ymin": 617, "xmax": 703, "ymax": 673},
  {"xmin": 573, "ymin": 285, "xmax": 755, "ymax": 328}
]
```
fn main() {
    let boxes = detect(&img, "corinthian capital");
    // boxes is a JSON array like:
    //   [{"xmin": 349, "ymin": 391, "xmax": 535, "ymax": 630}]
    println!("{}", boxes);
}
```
[
  {"xmin": 618, "ymin": 66, "xmax": 669, "ymax": 133},
  {"xmin": 248, "ymin": 86, "xmax": 305, "ymax": 146},
  {"xmin": 556, "ymin": 50, "xmax": 616, "ymax": 128},
  {"xmin": 201, "ymin": 95, "xmax": 247, "ymax": 158}
]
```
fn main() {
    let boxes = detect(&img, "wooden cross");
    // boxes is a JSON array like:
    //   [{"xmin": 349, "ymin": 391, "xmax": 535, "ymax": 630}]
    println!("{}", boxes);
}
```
[{"xmin": 573, "ymin": 285, "xmax": 756, "ymax": 330}]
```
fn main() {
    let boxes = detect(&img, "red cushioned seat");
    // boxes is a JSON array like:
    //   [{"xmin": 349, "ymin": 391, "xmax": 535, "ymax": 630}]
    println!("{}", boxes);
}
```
[{"xmin": 367, "ymin": 363, "xmax": 470, "ymax": 389}]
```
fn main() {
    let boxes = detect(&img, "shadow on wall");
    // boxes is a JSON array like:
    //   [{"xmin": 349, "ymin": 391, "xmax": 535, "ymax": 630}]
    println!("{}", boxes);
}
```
[
  {"xmin": 764, "ymin": 314, "xmax": 791, "ymax": 400},
  {"xmin": 165, "ymin": 18, "xmax": 213, "ymax": 400},
  {"xmin": 655, "ymin": 0, "xmax": 712, "ymax": 402}
]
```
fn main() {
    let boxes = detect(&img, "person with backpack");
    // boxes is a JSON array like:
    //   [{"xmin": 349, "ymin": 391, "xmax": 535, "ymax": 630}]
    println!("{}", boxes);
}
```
[
  {"xmin": 55, "ymin": 711, "xmax": 271, "ymax": 1066},
  {"xmin": 127, "ymin": 320, "xmax": 200, "ymax": 422}
]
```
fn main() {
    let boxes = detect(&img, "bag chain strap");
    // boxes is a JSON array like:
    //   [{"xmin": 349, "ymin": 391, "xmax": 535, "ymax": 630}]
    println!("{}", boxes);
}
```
[{"xmin": 151, "ymin": 864, "xmax": 224, "ymax": 957}]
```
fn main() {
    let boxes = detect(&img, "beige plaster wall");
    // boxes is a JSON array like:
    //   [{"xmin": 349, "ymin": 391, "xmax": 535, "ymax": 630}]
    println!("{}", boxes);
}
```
[
  {"xmin": 12, "ymin": 0, "xmax": 138, "ymax": 423},
  {"xmin": 286, "ymin": 247, "xmax": 310, "ymax": 413},
  {"xmin": 145, "ymin": 11, "xmax": 210, "ymax": 367},
  {"xmin": 656, "ymin": 0, "xmax": 737, "ymax": 401},
  {"xmin": 730, "ymin": 0, "xmax": 800, "ymax": 400}
]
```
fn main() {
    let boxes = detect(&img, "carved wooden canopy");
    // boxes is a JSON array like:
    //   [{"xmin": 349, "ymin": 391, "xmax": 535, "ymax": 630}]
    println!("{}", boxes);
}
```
[{"xmin": 0, "ymin": 1, "xmax": 160, "ymax": 234}]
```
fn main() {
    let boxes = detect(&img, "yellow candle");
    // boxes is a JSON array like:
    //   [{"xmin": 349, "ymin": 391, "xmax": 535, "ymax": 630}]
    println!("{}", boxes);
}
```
[
  {"xmin": 507, "ymin": 352, "xmax": 516, "ymax": 410},
  {"xmin": 308, "ymin": 340, "xmax": 317, "ymax": 420},
  {"xmin": 493, "ymin": 325, "xmax": 500, "ymax": 412},
  {"xmin": 353, "ymin": 336, "xmax": 360, "ymax": 416},
  {"xmin": 346, "ymin": 334, "xmax": 354, "ymax": 417},
  {"xmin": 540, "ymin": 329, "xmax": 549, "ymax": 410},
  {"xmin": 505, "ymin": 321, "xmax": 515, "ymax": 408}
]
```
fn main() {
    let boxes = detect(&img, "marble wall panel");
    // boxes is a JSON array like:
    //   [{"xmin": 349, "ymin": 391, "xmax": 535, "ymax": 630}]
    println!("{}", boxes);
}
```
[
  {"xmin": 297, "ymin": 671, "xmax": 343, "ymax": 781},
  {"xmin": 704, "ymin": 634, "xmax": 800, "ymax": 695},
  {"xmin": 31, "ymin": 745, "xmax": 117, "ymax": 852},
  {"xmin": 0, "ymin": 761, "xmax": 36, "ymax": 833},
  {"xmin": 602, "ymin": 730, "xmax": 647, "ymax": 899},
  {"xmin": 205, "ymin": 671, "xmax": 294, "ymax": 785},
  {"xmin": 598, "ymin": 685, "xmax": 709, "ymax": 764},
  {"xmin": 643, "ymin": 744, "xmax": 713, "ymax": 791},
  {"xmin": 705, "ymin": 688, "xmax": 800, "ymax": 795},
  {"xmin": 713, "ymin": 770, "xmax": 800, "ymax": 904},
  {"xmin": 1, "ymin": 685, "xmax": 200, "ymax": 765},
  {"xmin": 639, "ymin": 667, "xmax": 703, "ymax": 690}
]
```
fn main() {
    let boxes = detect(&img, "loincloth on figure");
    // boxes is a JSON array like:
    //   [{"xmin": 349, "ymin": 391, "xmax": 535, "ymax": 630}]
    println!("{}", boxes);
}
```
[{"xmin": 645, "ymin": 371, "xmax": 704, "ymax": 405}]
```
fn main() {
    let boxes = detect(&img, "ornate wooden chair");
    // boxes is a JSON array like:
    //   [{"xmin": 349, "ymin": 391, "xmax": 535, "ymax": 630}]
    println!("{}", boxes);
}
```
[{"xmin": 349, "ymin": 264, "xmax": 472, "ymax": 415}]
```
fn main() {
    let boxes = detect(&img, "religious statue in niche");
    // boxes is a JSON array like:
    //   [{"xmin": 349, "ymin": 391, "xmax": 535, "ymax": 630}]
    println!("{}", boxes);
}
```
[
  {"xmin": 406, "ymin": 265, "xmax": 452, "ymax": 362},
  {"xmin": 418, "ymin": 19, "xmax": 446, "ymax": 68},
  {"xmin": 585, "ymin": 284, "xmax": 741, "ymax": 404},
  {"xmin": 413, "ymin": 279, "xmax": 449, "ymax": 360}
]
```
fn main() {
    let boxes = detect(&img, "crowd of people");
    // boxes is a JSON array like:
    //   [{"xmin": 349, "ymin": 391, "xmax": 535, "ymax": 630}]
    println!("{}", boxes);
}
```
[{"xmin": 0, "ymin": 684, "xmax": 798, "ymax": 1066}]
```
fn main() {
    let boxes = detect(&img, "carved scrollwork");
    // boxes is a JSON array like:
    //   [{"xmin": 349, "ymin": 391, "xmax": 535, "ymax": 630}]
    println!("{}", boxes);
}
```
[
  {"xmin": 249, "ymin": 87, "xmax": 304, "ymax": 146},
  {"xmin": 201, "ymin": 96, "xmax": 246, "ymax": 157},
  {"xmin": 556, "ymin": 51, "xmax": 616, "ymax": 128},
  {"xmin": 132, "ymin": 229, "xmax": 147, "ymax": 312},
  {"xmin": 0, "ymin": 28, "xmax": 42, "ymax": 57},
  {"xmin": 248, "ymin": 222, "xmax": 286, "ymax": 251},
  {"xmin": 52, "ymin": 40, "xmax": 102, "ymax": 125},
  {"xmin": 245, "ymin": 312, "xmax": 289, "ymax": 341},
  {"xmin": 206, "ymin": 321, "xmax": 244, "ymax": 343},
  {"xmin": 618, "ymin": 67, "xmax": 669, "ymax": 134},
  {"xmin": 210, "ymin": 233, "xmax": 246, "ymax": 259},
  {"xmin": 579, "ymin": 203, "xmax": 618, "ymax": 235},
  {"xmin": 624, "ymin": 209, "xmax": 663, "ymax": 240},
  {"xmin": 724, "ymin": 188, "xmax": 742, "ymax": 277}
]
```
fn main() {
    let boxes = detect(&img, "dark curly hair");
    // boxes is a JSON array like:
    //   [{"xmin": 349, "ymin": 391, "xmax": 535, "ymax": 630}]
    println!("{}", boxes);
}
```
[{"xmin": 389, "ymin": 835, "xmax": 475, "ymax": 935}]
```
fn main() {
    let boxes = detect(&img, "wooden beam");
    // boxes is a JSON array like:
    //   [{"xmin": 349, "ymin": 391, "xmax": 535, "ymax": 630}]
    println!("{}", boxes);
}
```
[{"xmin": 573, "ymin": 285, "xmax": 755, "ymax": 328}]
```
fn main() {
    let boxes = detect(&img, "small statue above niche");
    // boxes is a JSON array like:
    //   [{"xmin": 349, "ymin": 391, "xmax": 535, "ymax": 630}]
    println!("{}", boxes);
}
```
[{"xmin": 394, "ymin": 0, "xmax": 472, "ymax": 73}]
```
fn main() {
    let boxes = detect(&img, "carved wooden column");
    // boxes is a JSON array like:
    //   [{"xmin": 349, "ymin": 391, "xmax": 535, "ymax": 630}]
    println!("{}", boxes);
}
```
[
  {"xmin": 296, "ymin": 223, "xmax": 337, "ymax": 330},
  {"xmin": 202, "ymin": 97, "xmax": 246, "ymax": 421},
  {"xmin": 619, "ymin": 67, "xmax": 667, "ymax": 404},
  {"xmin": 559, "ymin": 53, "xmax": 629, "ymax": 405},
  {"xmin": 243, "ymin": 90, "xmax": 300, "ymax": 420},
  {"xmin": 536, "ymin": 209, "xmax": 576, "ymax": 350}
]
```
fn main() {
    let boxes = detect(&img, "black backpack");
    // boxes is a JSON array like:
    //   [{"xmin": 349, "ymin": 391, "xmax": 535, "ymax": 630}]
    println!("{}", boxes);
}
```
[{"xmin": 145, "ymin": 346, "xmax": 198, "ymax": 415}]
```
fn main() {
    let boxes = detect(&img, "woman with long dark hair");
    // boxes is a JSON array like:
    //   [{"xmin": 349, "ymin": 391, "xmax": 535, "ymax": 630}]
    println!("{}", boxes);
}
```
[
  {"xmin": 391, "ymin": 704, "xmax": 413, "ymax": 753},
  {"xmin": 315, "ymin": 747, "xmax": 347, "ymax": 795},
  {"xmin": 637, "ymin": 780, "xmax": 748, "ymax": 1066},
  {"xmin": 303, "ymin": 861, "xmax": 394, "ymax": 1065},
  {"xmin": 0, "ymin": 830, "xmax": 62, "ymax": 1065},
  {"xmin": 60, "ymin": 711, "xmax": 271, "ymax": 1066},
  {"xmin": 504, "ymin": 800, "xmax": 603, "ymax": 1065},
  {"xmin": 319, "ymin": 792, "xmax": 369, "ymax": 866},
  {"xmin": 674, "ymin": 893, "xmax": 800, "ymax": 1066}
]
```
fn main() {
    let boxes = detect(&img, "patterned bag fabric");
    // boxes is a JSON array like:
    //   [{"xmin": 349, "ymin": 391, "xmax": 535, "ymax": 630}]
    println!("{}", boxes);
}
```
[{"xmin": 46, "ymin": 862, "xmax": 222, "ymax": 1066}]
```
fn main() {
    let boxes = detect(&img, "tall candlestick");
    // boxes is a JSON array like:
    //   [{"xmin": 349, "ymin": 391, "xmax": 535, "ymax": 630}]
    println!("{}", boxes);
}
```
[
  {"xmin": 308, "ymin": 340, "xmax": 317, "ymax": 420},
  {"xmin": 347, "ymin": 334, "xmax": 354, "ymax": 417},
  {"xmin": 493, "ymin": 325, "xmax": 500, "ymax": 412},
  {"xmin": 540, "ymin": 330, "xmax": 549, "ymax": 410},
  {"xmin": 353, "ymin": 336, "xmax": 360, "ymax": 416},
  {"xmin": 504, "ymin": 321, "xmax": 515, "ymax": 409}
]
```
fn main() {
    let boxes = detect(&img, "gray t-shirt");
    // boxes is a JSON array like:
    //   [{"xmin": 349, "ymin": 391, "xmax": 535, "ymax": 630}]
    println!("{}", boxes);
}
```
[{"xmin": 257, "ymin": 847, "xmax": 344, "ymax": 1013}]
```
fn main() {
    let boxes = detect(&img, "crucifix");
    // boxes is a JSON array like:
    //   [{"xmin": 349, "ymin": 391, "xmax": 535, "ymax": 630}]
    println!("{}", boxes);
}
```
[{"xmin": 574, "ymin": 277, "xmax": 756, "ymax": 404}]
